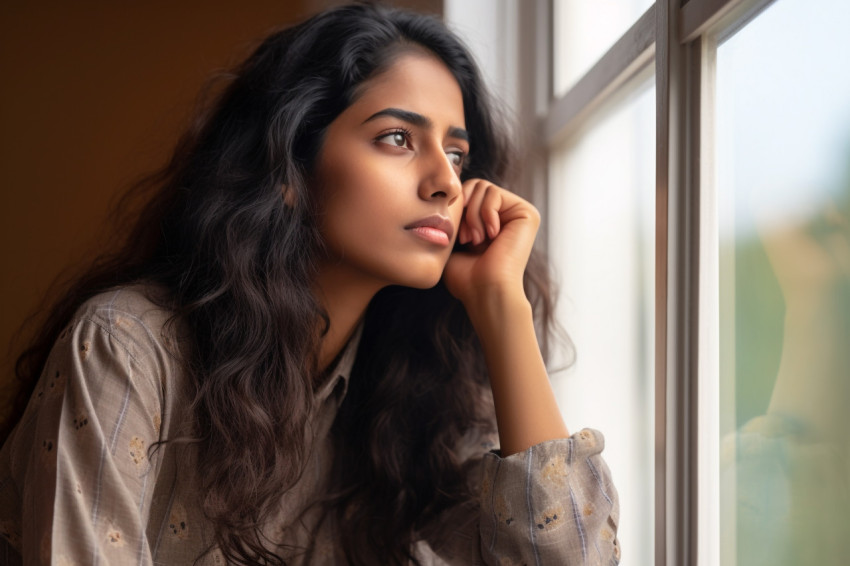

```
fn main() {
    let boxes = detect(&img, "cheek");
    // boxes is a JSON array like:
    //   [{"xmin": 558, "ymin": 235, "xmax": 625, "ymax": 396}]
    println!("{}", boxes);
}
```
[
  {"xmin": 322, "ymin": 160, "xmax": 406, "ymax": 221},
  {"xmin": 319, "ymin": 177, "xmax": 403, "ymax": 249}
]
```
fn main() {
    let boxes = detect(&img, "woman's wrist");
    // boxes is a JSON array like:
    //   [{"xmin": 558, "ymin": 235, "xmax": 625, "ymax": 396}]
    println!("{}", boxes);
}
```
[{"xmin": 461, "ymin": 283, "xmax": 531, "ymax": 334}]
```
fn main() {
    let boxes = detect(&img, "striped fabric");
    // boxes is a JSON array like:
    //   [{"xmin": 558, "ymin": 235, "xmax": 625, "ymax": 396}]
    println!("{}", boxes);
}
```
[{"xmin": 0, "ymin": 286, "xmax": 620, "ymax": 565}]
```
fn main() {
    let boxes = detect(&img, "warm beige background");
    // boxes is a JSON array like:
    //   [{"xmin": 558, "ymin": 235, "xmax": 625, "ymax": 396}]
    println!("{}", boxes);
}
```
[{"xmin": 0, "ymin": 1, "xmax": 441, "ymax": 426}]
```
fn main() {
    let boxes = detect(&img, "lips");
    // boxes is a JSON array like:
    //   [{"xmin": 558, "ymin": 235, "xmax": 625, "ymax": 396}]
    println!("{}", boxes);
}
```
[{"xmin": 404, "ymin": 214, "xmax": 454, "ymax": 245}]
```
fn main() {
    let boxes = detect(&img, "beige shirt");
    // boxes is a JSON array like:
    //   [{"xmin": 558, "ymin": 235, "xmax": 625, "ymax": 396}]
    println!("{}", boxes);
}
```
[{"xmin": 0, "ymin": 287, "xmax": 620, "ymax": 565}]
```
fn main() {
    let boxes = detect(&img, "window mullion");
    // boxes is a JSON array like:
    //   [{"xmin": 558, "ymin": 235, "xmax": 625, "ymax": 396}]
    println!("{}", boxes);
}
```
[
  {"xmin": 656, "ymin": 0, "xmax": 699, "ymax": 563},
  {"xmin": 696, "ymin": 31, "xmax": 721, "ymax": 566}
]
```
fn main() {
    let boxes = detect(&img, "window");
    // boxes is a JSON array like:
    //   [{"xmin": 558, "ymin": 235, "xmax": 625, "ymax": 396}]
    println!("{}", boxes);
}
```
[
  {"xmin": 447, "ymin": 0, "xmax": 850, "ymax": 564},
  {"xmin": 548, "ymin": 77, "xmax": 656, "ymax": 564},
  {"xmin": 553, "ymin": 0, "xmax": 654, "ymax": 95},
  {"xmin": 714, "ymin": 1, "xmax": 850, "ymax": 563}
]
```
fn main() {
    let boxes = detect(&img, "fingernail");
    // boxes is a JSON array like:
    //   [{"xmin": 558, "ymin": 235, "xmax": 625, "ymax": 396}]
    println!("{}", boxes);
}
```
[{"xmin": 487, "ymin": 223, "xmax": 497, "ymax": 239}]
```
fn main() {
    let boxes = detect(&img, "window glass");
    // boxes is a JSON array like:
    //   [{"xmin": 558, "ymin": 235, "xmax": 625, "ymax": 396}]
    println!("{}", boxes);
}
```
[
  {"xmin": 553, "ymin": 0, "xmax": 654, "ymax": 97},
  {"xmin": 549, "ymin": 77, "xmax": 655, "ymax": 565},
  {"xmin": 716, "ymin": 0, "xmax": 850, "ymax": 563}
]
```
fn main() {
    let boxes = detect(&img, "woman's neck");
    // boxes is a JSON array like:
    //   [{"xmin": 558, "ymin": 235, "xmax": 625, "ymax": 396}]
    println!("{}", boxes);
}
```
[{"xmin": 312, "ymin": 263, "xmax": 384, "ymax": 372}]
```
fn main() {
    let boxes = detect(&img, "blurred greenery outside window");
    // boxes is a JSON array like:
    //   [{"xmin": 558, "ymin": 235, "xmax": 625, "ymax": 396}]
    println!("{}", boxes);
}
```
[{"xmin": 716, "ymin": 0, "xmax": 850, "ymax": 563}]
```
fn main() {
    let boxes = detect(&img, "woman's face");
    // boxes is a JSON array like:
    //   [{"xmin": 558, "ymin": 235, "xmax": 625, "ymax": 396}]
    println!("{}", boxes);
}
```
[{"xmin": 314, "ymin": 52, "xmax": 469, "ymax": 291}]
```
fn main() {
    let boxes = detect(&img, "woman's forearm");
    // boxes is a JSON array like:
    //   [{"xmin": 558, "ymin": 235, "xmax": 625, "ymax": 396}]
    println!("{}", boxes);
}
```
[{"xmin": 466, "ymin": 287, "xmax": 569, "ymax": 456}]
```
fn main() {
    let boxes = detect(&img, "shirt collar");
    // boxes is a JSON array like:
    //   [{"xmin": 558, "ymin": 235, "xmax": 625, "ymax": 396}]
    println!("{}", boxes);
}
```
[{"xmin": 314, "ymin": 322, "xmax": 362, "ymax": 406}]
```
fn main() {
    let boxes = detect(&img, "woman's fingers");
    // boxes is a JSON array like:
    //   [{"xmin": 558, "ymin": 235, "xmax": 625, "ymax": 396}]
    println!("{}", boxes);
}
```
[
  {"xmin": 445, "ymin": 178, "xmax": 541, "ymax": 303},
  {"xmin": 462, "ymin": 179, "xmax": 489, "ymax": 245},
  {"xmin": 461, "ymin": 179, "xmax": 507, "ymax": 245},
  {"xmin": 460, "ymin": 178, "xmax": 534, "ymax": 245},
  {"xmin": 481, "ymin": 185, "xmax": 503, "ymax": 239}
]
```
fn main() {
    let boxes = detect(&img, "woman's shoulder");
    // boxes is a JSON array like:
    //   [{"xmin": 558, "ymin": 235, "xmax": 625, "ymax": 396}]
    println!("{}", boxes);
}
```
[
  {"xmin": 75, "ymin": 283, "xmax": 172, "ymax": 321},
  {"xmin": 69, "ymin": 283, "xmax": 182, "ymax": 369}
]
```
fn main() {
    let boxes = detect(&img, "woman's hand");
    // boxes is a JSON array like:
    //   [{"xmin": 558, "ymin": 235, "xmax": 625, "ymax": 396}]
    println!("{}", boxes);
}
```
[
  {"xmin": 442, "ymin": 179, "xmax": 567, "ymax": 455},
  {"xmin": 443, "ymin": 179, "xmax": 540, "ymax": 308}
]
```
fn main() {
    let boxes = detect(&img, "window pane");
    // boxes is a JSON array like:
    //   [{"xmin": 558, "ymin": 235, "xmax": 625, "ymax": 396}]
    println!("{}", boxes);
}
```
[
  {"xmin": 549, "ymin": 77, "xmax": 655, "ymax": 565},
  {"xmin": 716, "ymin": 0, "xmax": 850, "ymax": 563},
  {"xmin": 553, "ymin": 0, "xmax": 653, "ymax": 97}
]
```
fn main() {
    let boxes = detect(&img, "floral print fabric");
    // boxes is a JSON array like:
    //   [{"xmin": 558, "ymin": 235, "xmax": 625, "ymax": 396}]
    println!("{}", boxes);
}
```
[{"xmin": 0, "ymin": 287, "xmax": 620, "ymax": 565}]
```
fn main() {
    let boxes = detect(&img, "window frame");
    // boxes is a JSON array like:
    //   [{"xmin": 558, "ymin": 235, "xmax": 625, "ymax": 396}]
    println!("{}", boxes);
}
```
[
  {"xmin": 445, "ymin": 0, "xmax": 784, "ymax": 563},
  {"xmin": 513, "ymin": 1, "xmax": 780, "ymax": 564}
]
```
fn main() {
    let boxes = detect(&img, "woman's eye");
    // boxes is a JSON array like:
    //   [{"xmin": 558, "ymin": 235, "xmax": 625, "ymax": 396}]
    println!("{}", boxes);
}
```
[
  {"xmin": 447, "ymin": 151, "xmax": 465, "ymax": 168},
  {"xmin": 377, "ymin": 131, "xmax": 411, "ymax": 149}
]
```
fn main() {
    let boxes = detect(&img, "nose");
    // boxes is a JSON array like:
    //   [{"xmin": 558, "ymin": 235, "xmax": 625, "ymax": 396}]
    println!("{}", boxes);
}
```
[{"xmin": 418, "ymin": 148, "xmax": 462, "ymax": 204}]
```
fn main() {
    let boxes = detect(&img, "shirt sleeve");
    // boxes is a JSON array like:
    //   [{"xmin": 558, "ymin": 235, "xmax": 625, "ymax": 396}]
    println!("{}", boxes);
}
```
[
  {"xmin": 422, "ymin": 428, "xmax": 621, "ymax": 566},
  {"xmin": 2, "ymin": 314, "xmax": 165, "ymax": 565}
]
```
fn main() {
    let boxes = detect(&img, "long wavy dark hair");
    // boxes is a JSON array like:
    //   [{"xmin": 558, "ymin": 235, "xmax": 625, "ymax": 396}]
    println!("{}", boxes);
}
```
[{"xmin": 6, "ymin": 3, "xmax": 558, "ymax": 564}]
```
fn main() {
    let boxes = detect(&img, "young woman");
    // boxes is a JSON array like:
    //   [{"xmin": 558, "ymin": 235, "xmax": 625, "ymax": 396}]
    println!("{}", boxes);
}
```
[{"xmin": 0, "ymin": 4, "xmax": 620, "ymax": 565}]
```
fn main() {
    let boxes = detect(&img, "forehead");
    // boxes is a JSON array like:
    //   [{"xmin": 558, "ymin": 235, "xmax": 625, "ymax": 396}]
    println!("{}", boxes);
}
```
[{"xmin": 344, "ymin": 53, "xmax": 466, "ymax": 129}]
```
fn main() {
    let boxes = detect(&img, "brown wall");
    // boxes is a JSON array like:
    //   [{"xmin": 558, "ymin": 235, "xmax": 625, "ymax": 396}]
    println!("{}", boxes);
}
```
[{"xmin": 0, "ymin": 1, "xmax": 442, "ymax": 426}]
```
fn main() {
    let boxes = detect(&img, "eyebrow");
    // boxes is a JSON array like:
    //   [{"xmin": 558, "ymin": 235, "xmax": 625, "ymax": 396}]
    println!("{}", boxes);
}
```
[{"xmin": 362, "ymin": 107, "xmax": 469, "ymax": 142}]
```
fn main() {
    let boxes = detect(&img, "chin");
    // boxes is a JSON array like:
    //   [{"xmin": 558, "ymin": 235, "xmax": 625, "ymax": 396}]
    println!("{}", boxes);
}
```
[
  {"xmin": 395, "ymin": 273, "xmax": 444, "ymax": 290},
  {"xmin": 391, "ymin": 266, "xmax": 446, "ymax": 290},
  {"xmin": 383, "ymin": 256, "xmax": 448, "ymax": 290}
]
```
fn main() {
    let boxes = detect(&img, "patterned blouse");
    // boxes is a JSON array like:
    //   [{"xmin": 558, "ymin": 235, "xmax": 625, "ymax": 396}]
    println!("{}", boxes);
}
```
[{"xmin": 0, "ymin": 286, "xmax": 620, "ymax": 565}]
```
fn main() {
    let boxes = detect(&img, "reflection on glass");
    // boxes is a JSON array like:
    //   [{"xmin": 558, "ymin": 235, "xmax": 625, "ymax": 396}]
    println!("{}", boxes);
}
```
[
  {"xmin": 716, "ymin": 0, "xmax": 850, "ymax": 564},
  {"xmin": 553, "ymin": 0, "xmax": 654, "ymax": 97},
  {"xmin": 549, "ymin": 78, "xmax": 655, "ymax": 565}
]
